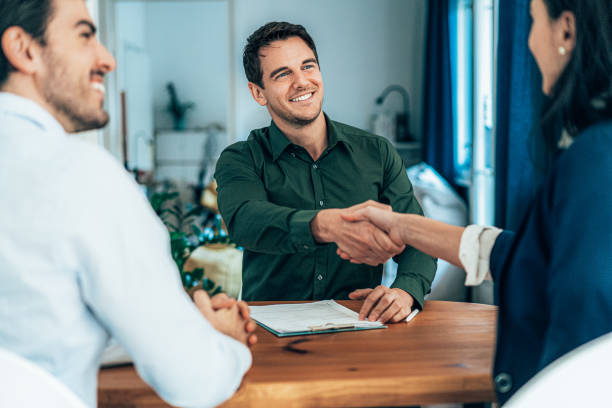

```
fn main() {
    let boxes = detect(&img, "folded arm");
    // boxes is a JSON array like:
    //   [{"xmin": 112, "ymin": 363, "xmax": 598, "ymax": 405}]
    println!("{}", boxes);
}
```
[{"xmin": 76, "ymin": 156, "xmax": 252, "ymax": 408}]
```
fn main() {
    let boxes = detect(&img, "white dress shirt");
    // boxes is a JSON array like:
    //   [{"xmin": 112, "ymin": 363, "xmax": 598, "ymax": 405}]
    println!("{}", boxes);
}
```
[
  {"xmin": 0, "ymin": 92, "xmax": 251, "ymax": 407},
  {"xmin": 459, "ymin": 225, "xmax": 503, "ymax": 286}
]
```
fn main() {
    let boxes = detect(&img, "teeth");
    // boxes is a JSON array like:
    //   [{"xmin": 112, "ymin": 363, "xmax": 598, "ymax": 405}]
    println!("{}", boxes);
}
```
[
  {"xmin": 92, "ymin": 82, "xmax": 105, "ymax": 94},
  {"xmin": 291, "ymin": 93, "xmax": 312, "ymax": 102}
]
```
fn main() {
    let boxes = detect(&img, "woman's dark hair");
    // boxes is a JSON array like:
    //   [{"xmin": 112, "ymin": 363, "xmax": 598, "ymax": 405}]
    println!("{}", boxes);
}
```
[
  {"xmin": 539, "ymin": 0, "xmax": 612, "ymax": 148},
  {"xmin": 0, "ymin": 0, "xmax": 54, "ymax": 87},
  {"xmin": 243, "ymin": 21, "xmax": 319, "ymax": 88}
]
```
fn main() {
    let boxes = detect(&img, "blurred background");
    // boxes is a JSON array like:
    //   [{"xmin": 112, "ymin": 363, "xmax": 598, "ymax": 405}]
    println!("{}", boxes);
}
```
[{"xmin": 81, "ymin": 0, "xmax": 542, "ymax": 306}]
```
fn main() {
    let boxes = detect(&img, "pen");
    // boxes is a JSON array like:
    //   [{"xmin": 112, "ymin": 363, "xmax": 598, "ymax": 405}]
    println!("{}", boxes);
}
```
[
  {"xmin": 405, "ymin": 309, "xmax": 420, "ymax": 323},
  {"xmin": 308, "ymin": 323, "xmax": 355, "ymax": 331}
]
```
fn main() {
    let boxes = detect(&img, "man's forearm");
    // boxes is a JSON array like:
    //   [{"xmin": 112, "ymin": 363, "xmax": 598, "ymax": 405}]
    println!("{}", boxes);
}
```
[
  {"xmin": 223, "ymin": 200, "xmax": 320, "ymax": 254},
  {"xmin": 310, "ymin": 209, "xmax": 340, "ymax": 243}
]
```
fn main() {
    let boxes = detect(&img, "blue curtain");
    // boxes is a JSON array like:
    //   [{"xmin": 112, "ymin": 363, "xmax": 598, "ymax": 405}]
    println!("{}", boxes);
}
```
[
  {"xmin": 495, "ymin": 0, "xmax": 543, "ymax": 229},
  {"xmin": 422, "ymin": 0, "xmax": 455, "ymax": 186}
]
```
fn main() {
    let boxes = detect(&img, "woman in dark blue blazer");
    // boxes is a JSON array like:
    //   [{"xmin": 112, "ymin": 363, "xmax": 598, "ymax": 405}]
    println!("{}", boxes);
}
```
[{"xmin": 341, "ymin": 0, "xmax": 612, "ymax": 404}]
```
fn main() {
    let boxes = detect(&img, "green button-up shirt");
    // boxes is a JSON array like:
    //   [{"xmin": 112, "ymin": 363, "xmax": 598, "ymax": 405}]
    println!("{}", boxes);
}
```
[{"xmin": 215, "ymin": 115, "xmax": 436, "ymax": 308}]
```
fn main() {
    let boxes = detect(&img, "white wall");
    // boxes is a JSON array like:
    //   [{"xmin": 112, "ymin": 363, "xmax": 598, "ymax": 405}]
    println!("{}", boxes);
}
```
[
  {"xmin": 73, "ymin": 0, "xmax": 104, "ymax": 145},
  {"xmin": 108, "ymin": 1, "xmax": 230, "ymax": 168},
  {"xmin": 114, "ymin": 2, "xmax": 152, "ymax": 169},
  {"xmin": 231, "ymin": 0, "xmax": 427, "ymax": 143},
  {"xmin": 102, "ymin": 0, "xmax": 428, "ymax": 163},
  {"xmin": 145, "ymin": 1, "xmax": 229, "ymax": 130},
  {"xmin": 115, "ymin": 2, "xmax": 148, "ymax": 90}
]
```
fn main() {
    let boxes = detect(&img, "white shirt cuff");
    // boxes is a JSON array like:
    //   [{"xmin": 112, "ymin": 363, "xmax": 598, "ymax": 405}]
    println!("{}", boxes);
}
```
[{"xmin": 459, "ymin": 225, "xmax": 503, "ymax": 286}]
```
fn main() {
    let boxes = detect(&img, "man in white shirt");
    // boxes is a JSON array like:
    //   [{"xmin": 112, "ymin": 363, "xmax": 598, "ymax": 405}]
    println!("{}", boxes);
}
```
[{"xmin": 0, "ymin": 0, "xmax": 254, "ymax": 406}]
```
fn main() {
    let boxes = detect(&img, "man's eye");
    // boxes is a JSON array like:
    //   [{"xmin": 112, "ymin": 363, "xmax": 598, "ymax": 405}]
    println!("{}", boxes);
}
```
[
  {"xmin": 304, "ymin": 65, "xmax": 314, "ymax": 70},
  {"xmin": 80, "ymin": 32, "xmax": 93, "ymax": 39},
  {"xmin": 276, "ymin": 72, "xmax": 289, "ymax": 79}
]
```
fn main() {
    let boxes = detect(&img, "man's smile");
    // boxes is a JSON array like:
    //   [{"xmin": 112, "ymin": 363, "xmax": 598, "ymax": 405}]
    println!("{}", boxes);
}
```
[
  {"xmin": 290, "ymin": 91, "xmax": 314, "ymax": 102},
  {"xmin": 91, "ymin": 81, "xmax": 105, "ymax": 95},
  {"xmin": 91, "ymin": 71, "xmax": 106, "ymax": 95}
]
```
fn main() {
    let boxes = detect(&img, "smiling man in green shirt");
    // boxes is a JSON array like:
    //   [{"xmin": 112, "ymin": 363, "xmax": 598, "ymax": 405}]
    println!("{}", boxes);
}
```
[{"xmin": 215, "ymin": 22, "xmax": 436, "ymax": 323}]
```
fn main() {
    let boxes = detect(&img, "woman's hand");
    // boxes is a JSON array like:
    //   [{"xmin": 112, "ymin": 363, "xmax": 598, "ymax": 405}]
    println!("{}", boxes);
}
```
[{"xmin": 338, "ymin": 206, "xmax": 406, "ymax": 262}]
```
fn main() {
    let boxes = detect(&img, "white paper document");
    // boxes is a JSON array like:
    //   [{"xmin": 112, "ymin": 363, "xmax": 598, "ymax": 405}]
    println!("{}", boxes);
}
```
[{"xmin": 249, "ymin": 300, "xmax": 385, "ymax": 336}]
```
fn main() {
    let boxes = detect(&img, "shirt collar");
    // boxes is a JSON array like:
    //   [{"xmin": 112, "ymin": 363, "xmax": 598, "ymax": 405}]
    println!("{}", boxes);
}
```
[
  {"xmin": 268, "ymin": 120, "xmax": 294, "ymax": 161},
  {"xmin": 326, "ymin": 116, "xmax": 353, "ymax": 152},
  {"xmin": 0, "ymin": 92, "xmax": 67, "ymax": 137},
  {"xmin": 557, "ymin": 128, "xmax": 574, "ymax": 149},
  {"xmin": 268, "ymin": 113, "xmax": 352, "ymax": 161}
]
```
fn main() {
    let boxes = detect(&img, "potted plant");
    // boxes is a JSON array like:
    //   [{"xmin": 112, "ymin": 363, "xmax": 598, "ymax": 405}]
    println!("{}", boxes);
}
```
[
  {"xmin": 166, "ymin": 82, "xmax": 195, "ymax": 130},
  {"xmin": 150, "ymin": 191, "xmax": 231, "ymax": 295}
]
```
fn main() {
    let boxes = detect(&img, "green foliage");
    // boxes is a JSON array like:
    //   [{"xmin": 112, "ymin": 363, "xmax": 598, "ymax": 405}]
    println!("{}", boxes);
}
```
[{"xmin": 150, "ymin": 191, "xmax": 231, "ymax": 296}]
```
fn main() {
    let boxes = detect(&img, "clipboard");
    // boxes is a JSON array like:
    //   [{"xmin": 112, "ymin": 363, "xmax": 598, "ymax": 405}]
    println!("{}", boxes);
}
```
[{"xmin": 249, "ymin": 300, "xmax": 387, "ymax": 337}]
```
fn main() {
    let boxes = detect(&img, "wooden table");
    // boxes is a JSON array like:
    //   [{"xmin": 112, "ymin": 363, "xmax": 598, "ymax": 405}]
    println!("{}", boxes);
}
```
[{"xmin": 98, "ymin": 300, "xmax": 497, "ymax": 407}]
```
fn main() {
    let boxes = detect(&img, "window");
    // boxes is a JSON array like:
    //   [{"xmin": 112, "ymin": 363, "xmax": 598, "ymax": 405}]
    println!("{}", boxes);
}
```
[
  {"xmin": 449, "ymin": 0, "xmax": 473, "ymax": 185},
  {"xmin": 450, "ymin": 0, "xmax": 497, "ymax": 224}
]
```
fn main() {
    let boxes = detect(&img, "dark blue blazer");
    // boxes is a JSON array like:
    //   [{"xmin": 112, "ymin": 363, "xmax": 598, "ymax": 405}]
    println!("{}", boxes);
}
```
[{"xmin": 490, "ymin": 121, "xmax": 612, "ymax": 404}]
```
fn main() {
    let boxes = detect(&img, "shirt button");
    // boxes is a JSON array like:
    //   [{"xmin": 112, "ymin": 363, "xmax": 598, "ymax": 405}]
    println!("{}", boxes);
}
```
[
  {"xmin": 319, "ymin": 200, "xmax": 324, "ymax": 207},
  {"xmin": 494, "ymin": 372, "xmax": 513, "ymax": 394},
  {"xmin": 317, "ymin": 274, "xmax": 323, "ymax": 281},
  {"xmin": 303, "ymin": 245, "xmax": 309, "ymax": 250},
  {"xmin": 291, "ymin": 152, "xmax": 296, "ymax": 158},
  {"xmin": 312, "ymin": 164, "xmax": 318, "ymax": 169}
]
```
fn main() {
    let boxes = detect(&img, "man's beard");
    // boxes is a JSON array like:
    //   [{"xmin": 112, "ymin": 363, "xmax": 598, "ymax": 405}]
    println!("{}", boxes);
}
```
[
  {"xmin": 46, "ymin": 92, "xmax": 110, "ymax": 133},
  {"xmin": 269, "ymin": 99, "xmax": 322, "ymax": 127},
  {"xmin": 41, "ymin": 53, "xmax": 109, "ymax": 133}
]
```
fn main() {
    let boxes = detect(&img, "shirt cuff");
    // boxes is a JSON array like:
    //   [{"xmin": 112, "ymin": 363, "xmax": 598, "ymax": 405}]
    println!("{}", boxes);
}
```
[
  {"xmin": 289, "ymin": 210, "xmax": 321, "ymax": 252},
  {"xmin": 391, "ymin": 275, "xmax": 427, "ymax": 310},
  {"xmin": 459, "ymin": 225, "xmax": 503, "ymax": 286}
]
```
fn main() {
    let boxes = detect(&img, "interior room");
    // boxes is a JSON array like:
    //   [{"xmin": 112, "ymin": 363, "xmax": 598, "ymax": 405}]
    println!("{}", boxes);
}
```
[
  {"xmin": 101, "ymin": 0, "xmax": 428, "ymax": 182},
  {"xmin": 3, "ymin": 0, "xmax": 610, "ymax": 407},
  {"xmin": 98, "ymin": 0, "xmax": 471, "ymax": 300},
  {"xmin": 95, "ymin": 0, "xmax": 506, "ymax": 403},
  {"xmin": 93, "ymin": 0, "xmax": 494, "ymax": 399}
]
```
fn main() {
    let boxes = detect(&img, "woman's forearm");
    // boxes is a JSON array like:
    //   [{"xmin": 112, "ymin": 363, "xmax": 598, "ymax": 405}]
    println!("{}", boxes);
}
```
[{"xmin": 397, "ymin": 213, "xmax": 465, "ymax": 268}]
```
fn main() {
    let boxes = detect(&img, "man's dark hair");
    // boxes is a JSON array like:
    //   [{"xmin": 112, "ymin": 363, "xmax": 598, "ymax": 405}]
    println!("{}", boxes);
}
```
[
  {"xmin": 243, "ymin": 21, "xmax": 319, "ymax": 88},
  {"xmin": 0, "ymin": 0, "xmax": 54, "ymax": 87}
]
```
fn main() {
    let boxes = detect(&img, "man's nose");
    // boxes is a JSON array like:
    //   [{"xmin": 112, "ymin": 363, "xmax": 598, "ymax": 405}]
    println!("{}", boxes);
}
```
[
  {"xmin": 96, "ymin": 42, "xmax": 117, "ymax": 74},
  {"xmin": 292, "ymin": 70, "xmax": 310, "ymax": 89}
]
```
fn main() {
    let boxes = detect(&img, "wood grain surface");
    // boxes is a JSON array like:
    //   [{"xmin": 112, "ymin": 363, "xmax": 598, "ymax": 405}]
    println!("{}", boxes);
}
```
[{"xmin": 98, "ymin": 300, "xmax": 498, "ymax": 407}]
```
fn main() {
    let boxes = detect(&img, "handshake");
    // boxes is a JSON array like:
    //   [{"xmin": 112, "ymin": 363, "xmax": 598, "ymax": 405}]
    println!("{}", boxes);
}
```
[
  {"xmin": 194, "ymin": 199, "xmax": 416, "ymax": 343},
  {"xmin": 311, "ymin": 200, "xmax": 416, "ymax": 323},
  {"xmin": 192, "ymin": 201, "xmax": 415, "ymax": 341},
  {"xmin": 311, "ymin": 200, "xmax": 406, "ymax": 266}
]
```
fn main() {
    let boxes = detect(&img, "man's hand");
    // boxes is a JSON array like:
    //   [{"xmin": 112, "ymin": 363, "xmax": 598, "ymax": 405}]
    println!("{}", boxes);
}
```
[
  {"xmin": 311, "ymin": 200, "xmax": 405, "ymax": 266},
  {"xmin": 341, "ymin": 205, "xmax": 406, "ymax": 245},
  {"xmin": 344, "ymin": 200, "xmax": 393, "ymax": 215},
  {"xmin": 337, "ymin": 205, "xmax": 407, "ymax": 263},
  {"xmin": 193, "ymin": 290, "xmax": 257, "ymax": 347},
  {"xmin": 349, "ymin": 285, "xmax": 414, "ymax": 323},
  {"xmin": 210, "ymin": 292, "xmax": 252, "ymax": 322}
]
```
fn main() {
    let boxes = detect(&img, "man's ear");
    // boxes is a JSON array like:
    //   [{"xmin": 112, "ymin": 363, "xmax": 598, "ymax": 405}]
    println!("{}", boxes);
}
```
[
  {"xmin": 248, "ymin": 82, "xmax": 267, "ymax": 107},
  {"xmin": 1, "ymin": 26, "xmax": 41, "ymax": 76}
]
